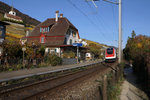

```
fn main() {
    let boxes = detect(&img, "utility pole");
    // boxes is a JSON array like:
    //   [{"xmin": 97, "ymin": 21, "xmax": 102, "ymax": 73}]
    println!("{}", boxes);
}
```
[
  {"xmin": 77, "ymin": 46, "xmax": 79, "ymax": 64},
  {"xmin": 118, "ymin": 0, "xmax": 122, "ymax": 63}
]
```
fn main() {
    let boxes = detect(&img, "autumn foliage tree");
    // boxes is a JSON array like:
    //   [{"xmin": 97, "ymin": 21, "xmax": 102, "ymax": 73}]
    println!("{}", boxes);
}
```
[
  {"xmin": 124, "ymin": 30, "xmax": 150, "ymax": 86},
  {"xmin": 2, "ymin": 41, "xmax": 22, "ymax": 59},
  {"xmin": 1, "ymin": 41, "xmax": 45, "ymax": 60}
]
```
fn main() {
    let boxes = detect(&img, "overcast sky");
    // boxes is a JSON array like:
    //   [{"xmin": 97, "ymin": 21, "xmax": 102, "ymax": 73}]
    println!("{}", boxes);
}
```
[{"xmin": 1, "ymin": 0, "xmax": 150, "ymax": 48}]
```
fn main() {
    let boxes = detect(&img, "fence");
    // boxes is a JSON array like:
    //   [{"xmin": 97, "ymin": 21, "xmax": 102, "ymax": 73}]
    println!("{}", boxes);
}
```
[
  {"xmin": 0, "ymin": 58, "xmax": 44, "ymax": 72},
  {"xmin": 98, "ymin": 64, "xmax": 123, "ymax": 100},
  {"xmin": 0, "ymin": 57, "xmax": 78, "ymax": 72}
]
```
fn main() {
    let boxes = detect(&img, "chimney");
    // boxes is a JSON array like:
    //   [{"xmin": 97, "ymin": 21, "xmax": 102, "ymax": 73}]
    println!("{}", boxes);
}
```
[
  {"xmin": 60, "ymin": 14, "xmax": 63, "ymax": 18},
  {"xmin": 26, "ymin": 29, "xmax": 30, "ymax": 37},
  {"xmin": 55, "ymin": 10, "xmax": 59, "ymax": 22}
]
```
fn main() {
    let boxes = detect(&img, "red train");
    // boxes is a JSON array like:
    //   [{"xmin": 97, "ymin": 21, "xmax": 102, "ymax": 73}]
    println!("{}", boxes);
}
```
[{"xmin": 105, "ymin": 47, "xmax": 117, "ymax": 62}]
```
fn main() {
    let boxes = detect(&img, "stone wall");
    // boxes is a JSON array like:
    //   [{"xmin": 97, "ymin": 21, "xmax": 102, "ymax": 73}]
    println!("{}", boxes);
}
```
[{"xmin": 62, "ymin": 58, "xmax": 77, "ymax": 65}]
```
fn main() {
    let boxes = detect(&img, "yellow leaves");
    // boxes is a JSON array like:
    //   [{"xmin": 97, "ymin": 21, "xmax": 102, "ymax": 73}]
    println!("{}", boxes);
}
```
[
  {"xmin": 137, "ymin": 43, "xmax": 142, "ymax": 48},
  {"xmin": 25, "ymin": 27, "xmax": 33, "ymax": 30},
  {"xmin": 6, "ymin": 33, "xmax": 24, "ymax": 39}
]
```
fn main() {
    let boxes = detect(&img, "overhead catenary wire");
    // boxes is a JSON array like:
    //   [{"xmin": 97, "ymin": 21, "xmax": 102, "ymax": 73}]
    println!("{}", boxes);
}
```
[
  {"xmin": 67, "ymin": 0, "xmax": 109, "ymax": 43},
  {"xmin": 85, "ymin": 1, "xmax": 109, "ymax": 36},
  {"xmin": 85, "ymin": 0, "xmax": 117, "ymax": 46},
  {"xmin": 110, "ymin": 3, "xmax": 118, "ymax": 47}
]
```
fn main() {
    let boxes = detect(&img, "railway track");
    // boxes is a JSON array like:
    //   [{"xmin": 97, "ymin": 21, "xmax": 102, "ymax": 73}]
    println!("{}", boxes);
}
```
[{"xmin": 0, "ymin": 61, "xmax": 118, "ymax": 100}]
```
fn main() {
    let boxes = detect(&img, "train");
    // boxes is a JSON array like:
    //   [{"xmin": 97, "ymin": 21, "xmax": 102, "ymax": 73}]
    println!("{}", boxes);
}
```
[{"xmin": 105, "ymin": 47, "xmax": 117, "ymax": 62}]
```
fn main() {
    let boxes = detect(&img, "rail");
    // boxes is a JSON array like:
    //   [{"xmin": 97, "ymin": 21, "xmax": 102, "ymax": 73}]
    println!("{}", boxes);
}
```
[
  {"xmin": 0, "ymin": 61, "xmax": 118, "ymax": 100},
  {"xmin": 0, "ymin": 60, "xmax": 102, "ymax": 83}
]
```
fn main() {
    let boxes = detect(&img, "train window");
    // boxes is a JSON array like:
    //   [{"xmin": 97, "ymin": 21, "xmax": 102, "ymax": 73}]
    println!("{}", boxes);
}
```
[{"xmin": 107, "ymin": 48, "xmax": 113, "ymax": 54}]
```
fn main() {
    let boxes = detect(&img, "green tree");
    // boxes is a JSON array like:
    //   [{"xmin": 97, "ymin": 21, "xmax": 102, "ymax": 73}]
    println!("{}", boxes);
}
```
[
  {"xmin": 88, "ymin": 43, "xmax": 101, "ymax": 59},
  {"xmin": 131, "ymin": 30, "xmax": 136, "ymax": 38}
]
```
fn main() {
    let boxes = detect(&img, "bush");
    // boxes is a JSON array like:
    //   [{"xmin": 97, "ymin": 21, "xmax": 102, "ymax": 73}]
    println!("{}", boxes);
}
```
[
  {"xmin": 45, "ymin": 54, "xmax": 62, "ymax": 66},
  {"xmin": 63, "ymin": 51, "xmax": 75, "ymax": 58}
]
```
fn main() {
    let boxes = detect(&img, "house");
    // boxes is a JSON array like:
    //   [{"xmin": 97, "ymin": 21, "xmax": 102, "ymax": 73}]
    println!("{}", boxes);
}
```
[
  {"xmin": 0, "ymin": 21, "xmax": 9, "ymax": 42},
  {"xmin": 4, "ymin": 6, "xmax": 23, "ymax": 23},
  {"xmin": 85, "ymin": 52, "xmax": 93, "ymax": 60},
  {"xmin": 26, "ymin": 11, "xmax": 85, "ymax": 59}
]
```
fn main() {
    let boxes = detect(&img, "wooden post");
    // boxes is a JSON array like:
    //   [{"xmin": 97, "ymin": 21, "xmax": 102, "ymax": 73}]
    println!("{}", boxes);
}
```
[
  {"xmin": 112, "ymin": 70, "xmax": 116, "ymax": 85},
  {"xmin": 103, "ymin": 75, "xmax": 107, "ymax": 100}
]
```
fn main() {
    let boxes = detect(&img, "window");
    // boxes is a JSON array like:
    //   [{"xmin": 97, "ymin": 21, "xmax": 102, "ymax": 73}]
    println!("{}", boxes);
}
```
[
  {"xmin": 41, "ymin": 37, "xmax": 45, "ymax": 43},
  {"xmin": 86, "ymin": 53, "xmax": 89, "ymax": 57},
  {"xmin": 0, "ymin": 26, "xmax": 3, "ymax": 36},
  {"xmin": 107, "ymin": 48, "xmax": 113, "ymax": 54},
  {"xmin": 72, "ymin": 31, "xmax": 76, "ymax": 37},
  {"xmin": 67, "ymin": 29, "xmax": 71, "ymax": 36},
  {"xmin": 48, "ymin": 48, "xmax": 50, "ymax": 53},
  {"xmin": 64, "ymin": 37, "xmax": 67, "ymax": 44},
  {"xmin": 55, "ymin": 48, "xmax": 57, "ymax": 53},
  {"xmin": 40, "ymin": 27, "xmax": 49, "ymax": 33},
  {"xmin": 70, "ymin": 39, "xmax": 72, "ymax": 45}
]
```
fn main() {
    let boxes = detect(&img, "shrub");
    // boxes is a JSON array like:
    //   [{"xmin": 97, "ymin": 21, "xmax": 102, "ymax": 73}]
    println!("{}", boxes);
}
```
[
  {"xmin": 63, "ymin": 51, "xmax": 75, "ymax": 58},
  {"xmin": 45, "ymin": 54, "xmax": 62, "ymax": 66}
]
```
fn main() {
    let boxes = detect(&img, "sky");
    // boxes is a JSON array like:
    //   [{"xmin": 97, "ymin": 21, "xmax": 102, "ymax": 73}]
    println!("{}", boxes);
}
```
[{"xmin": 1, "ymin": 0, "xmax": 150, "ymax": 48}]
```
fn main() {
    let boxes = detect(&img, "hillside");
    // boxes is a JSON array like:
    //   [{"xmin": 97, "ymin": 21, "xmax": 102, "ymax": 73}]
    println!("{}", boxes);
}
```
[
  {"xmin": 82, "ymin": 38, "xmax": 108, "ymax": 47},
  {"xmin": 0, "ymin": 1, "xmax": 40, "ymax": 26},
  {"xmin": 4, "ymin": 23, "xmax": 34, "ymax": 41}
]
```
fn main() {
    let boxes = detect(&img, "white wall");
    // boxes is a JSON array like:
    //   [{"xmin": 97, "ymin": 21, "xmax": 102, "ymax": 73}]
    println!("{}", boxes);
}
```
[
  {"xmin": 9, "ymin": 11, "xmax": 16, "ymax": 16},
  {"xmin": 65, "ymin": 29, "xmax": 79, "ymax": 45},
  {"xmin": 86, "ymin": 53, "xmax": 91, "ymax": 58}
]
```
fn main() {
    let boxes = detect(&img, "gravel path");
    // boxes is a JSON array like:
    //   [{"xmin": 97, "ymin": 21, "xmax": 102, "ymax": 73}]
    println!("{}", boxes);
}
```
[{"xmin": 120, "ymin": 66, "xmax": 149, "ymax": 100}]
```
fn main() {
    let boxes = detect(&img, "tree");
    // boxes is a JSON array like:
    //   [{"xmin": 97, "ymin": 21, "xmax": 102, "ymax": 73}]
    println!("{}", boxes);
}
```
[
  {"xmin": 124, "ymin": 31, "xmax": 150, "ymax": 85},
  {"xmin": 131, "ymin": 30, "xmax": 136, "ymax": 38},
  {"xmin": 88, "ymin": 43, "xmax": 101, "ymax": 59},
  {"xmin": 2, "ymin": 41, "xmax": 22, "ymax": 59}
]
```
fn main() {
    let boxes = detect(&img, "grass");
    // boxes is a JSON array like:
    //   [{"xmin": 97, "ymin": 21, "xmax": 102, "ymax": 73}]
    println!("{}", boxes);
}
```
[
  {"xmin": 107, "ymin": 79, "xmax": 123, "ymax": 100},
  {"xmin": 96, "ymin": 67, "xmax": 124, "ymax": 100}
]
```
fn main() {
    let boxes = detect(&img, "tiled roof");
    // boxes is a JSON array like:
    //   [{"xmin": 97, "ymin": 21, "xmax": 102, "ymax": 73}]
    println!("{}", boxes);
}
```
[
  {"xmin": 28, "ymin": 17, "xmax": 79, "ymax": 46},
  {"xmin": 5, "ymin": 13, "xmax": 22, "ymax": 21},
  {"xmin": 31, "ymin": 17, "xmax": 78, "ymax": 36}
]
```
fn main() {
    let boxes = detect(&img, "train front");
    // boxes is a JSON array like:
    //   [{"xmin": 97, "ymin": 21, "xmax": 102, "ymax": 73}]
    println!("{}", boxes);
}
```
[{"xmin": 105, "ymin": 48, "xmax": 117, "ymax": 62}]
